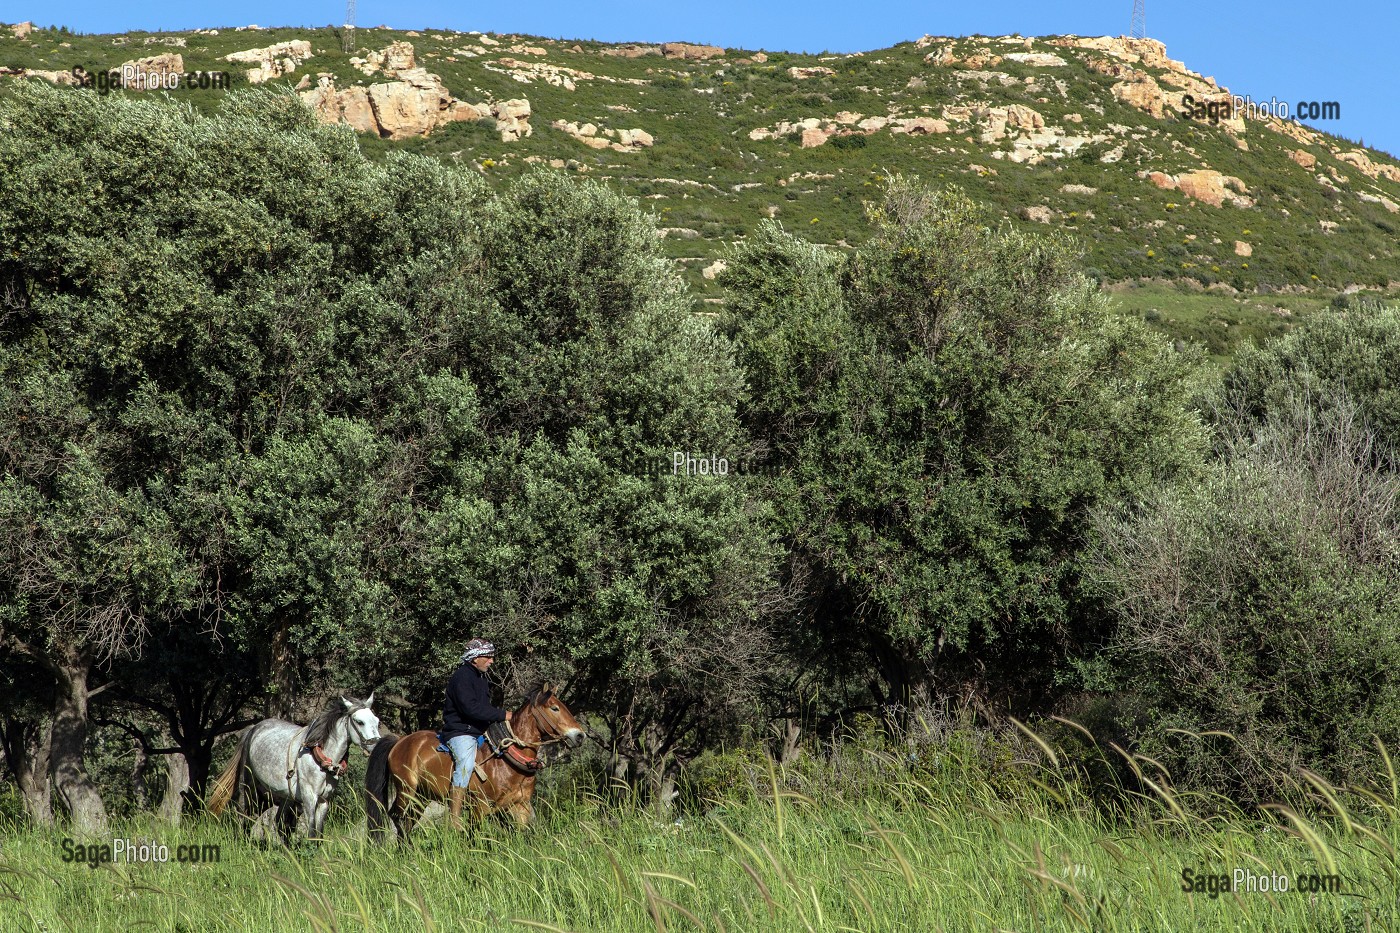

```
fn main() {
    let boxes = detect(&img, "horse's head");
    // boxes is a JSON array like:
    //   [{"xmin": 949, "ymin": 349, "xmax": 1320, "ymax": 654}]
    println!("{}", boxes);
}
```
[
  {"xmin": 341, "ymin": 692, "xmax": 382, "ymax": 752},
  {"xmin": 528, "ymin": 683, "xmax": 586, "ymax": 749}
]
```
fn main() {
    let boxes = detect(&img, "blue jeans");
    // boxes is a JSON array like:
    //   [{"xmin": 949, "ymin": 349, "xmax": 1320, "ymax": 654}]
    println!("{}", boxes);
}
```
[{"xmin": 447, "ymin": 734, "xmax": 480, "ymax": 789}]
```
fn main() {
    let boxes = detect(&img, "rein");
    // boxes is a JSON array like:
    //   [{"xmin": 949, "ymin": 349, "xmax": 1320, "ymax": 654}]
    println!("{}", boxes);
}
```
[{"xmin": 484, "ymin": 705, "xmax": 570, "ymax": 775}]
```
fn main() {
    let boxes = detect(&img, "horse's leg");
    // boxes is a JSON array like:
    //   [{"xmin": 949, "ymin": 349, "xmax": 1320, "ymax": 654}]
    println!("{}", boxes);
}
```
[
  {"xmin": 310, "ymin": 800, "xmax": 330, "ymax": 841},
  {"xmin": 504, "ymin": 801, "xmax": 534, "ymax": 829}
]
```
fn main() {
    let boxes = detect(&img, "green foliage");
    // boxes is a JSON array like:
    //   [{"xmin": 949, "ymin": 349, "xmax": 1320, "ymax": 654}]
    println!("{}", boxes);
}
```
[
  {"xmin": 1221, "ymin": 303, "xmax": 1400, "ymax": 452},
  {"xmin": 1090, "ymin": 405, "xmax": 1400, "ymax": 800},
  {"xmin": 720, "ymin": 177, "xmax": 1208, "ymax": 696}
]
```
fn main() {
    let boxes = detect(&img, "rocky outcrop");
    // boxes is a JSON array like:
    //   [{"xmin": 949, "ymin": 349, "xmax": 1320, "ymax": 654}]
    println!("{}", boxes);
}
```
[
  {"xmin": 1003, "ymin": 52, "xmax": 1067, "ymax": 67},
  {"xmin": 1111, "ymin": 73, "xmax": 1165, "ymax": 118},
  {"xmin": 113, "ymin": 53, "xmax": 185, "ymax": 88},
  {"xmin": 1234, "ymin": 240, "xmax": 1253, "ymax": 257},
  {"xmin": 1019, "ymin": 205, "xmax": 1053, "ymax": 223},
  {"xmin": 1290, "ymin": 149, "xmax": 1317, "ymax": 169},
  {"xmin": 661, "ymin": 42, "xmax": 724, "ymax": 60},
  {"xmin": 788, "ymin": 66, "xmax": 835, "ymax": 79},
  {"xmin": 552, "ymin": 119, "xmax": 653, "ymax": 151},
  {"xmin": 10, "ymin": 22, "xmax": 32, "ymax": 39},
  {"xmin": 301, "ymin": 69, "xmax": 502, "ymax": 140},
  {"xmin": 351, "ymin": 41, "xmax": 416, "ymax": 75},
  {"xmin": 1337, "ymin": 150, "xmax": 1400, "ymax": 183},
  {"xmin": 600, "ymin": 44, "xmax": 661, "ymax": 58},
  {"xmin": 1050, "ymin": 35, "xmax": 1187, "ymax": 73},
  {"xmin": 1144, "ymin": 169, "xmax": 1252, "ymax": 208},
  {"xmin": 223, "ymin": 40, "xmax": 312, "ymax": 84}
]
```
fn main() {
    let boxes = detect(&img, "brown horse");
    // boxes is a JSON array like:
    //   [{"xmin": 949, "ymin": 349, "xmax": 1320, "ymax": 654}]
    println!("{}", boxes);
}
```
[{"xmin": 364, "ymin": 683, "xmax": 584, "ymax": 841}]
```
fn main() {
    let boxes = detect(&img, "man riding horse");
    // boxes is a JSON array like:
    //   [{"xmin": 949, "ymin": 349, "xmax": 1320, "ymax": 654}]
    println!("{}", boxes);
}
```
[{"xmin": 441, "ymin": 638, "xmax": 506, "ymax": 829}]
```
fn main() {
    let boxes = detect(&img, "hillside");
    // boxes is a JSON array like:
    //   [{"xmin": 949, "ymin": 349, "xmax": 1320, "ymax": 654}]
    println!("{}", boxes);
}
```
[{"xmin": 5, "ymin": 21, "xmax": 1400, "ymax": 354}]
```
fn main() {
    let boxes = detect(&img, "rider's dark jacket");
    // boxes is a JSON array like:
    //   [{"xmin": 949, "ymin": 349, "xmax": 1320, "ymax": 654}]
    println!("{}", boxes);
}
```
[{"xmin": 441, "ymin": 663, "xmax": 507, "ymax": 741}]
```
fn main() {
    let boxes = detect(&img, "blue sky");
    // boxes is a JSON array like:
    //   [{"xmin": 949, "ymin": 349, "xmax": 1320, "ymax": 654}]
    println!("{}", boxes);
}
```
[{"xmin": 17, "ymin": 0, "xmax": 1398, "ymax": 156}]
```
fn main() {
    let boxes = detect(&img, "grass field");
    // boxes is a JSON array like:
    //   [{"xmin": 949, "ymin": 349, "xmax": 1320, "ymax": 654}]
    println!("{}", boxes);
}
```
[{"xmin": 3, "ymin": 726, "xmax": 1396, "ymax": 932}]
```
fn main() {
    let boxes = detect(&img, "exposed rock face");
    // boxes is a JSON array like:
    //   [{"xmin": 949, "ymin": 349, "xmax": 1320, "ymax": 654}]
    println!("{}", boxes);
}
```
[
  {"xmin": 113, "ymin": 53, "xmax": 185, "ymax": 88},
  {"xmin": 890, "ymin": 117, "xmax": 950, "ymax": 135},
  {"xmin": 301, "ymin": 68, "xmax": 499, "ymax": 140},
  {"xmin": 800, "ymin": 127, "xmax": 828, "ymax": 148},
  {"xmin": 223, "ymin": 40, "xmax": 313, "ymax": 84},
  {"xmin": 788, "ymin": 66, "xmax": 836, "ymax": 79},
  {"xmin": 1290, "ymin": 149, "xmax": 1318, "ymax": 169},
  {"xmin": 661, "ymin": 42, "xmax": 724, "ymax": 60},
  {"xmin": 702, "ymin": 260, "xmax": 727, "ymax": 280},
  {"xmin": 1111, "ymin": 73, "xmax": 1165, "ymax": 118},
  {"xmin": 10, "ymin": 22, "xmax": 32, "ymax": 39},
  {"xmin": 1020, "ymin": 205, "xmax": 1053, "ymax": 223},
  {"xmin": 552, "ymin": 119, "xmax": 654, "ymax": 151},
  {"xmin": 1005, "ymin": 104, "xmax": 1045, "ymax": 130},
  {"xmin": 1060, "ymin": 184, "xmax": 1098, "ymax": 195},
  {"xmin": 1338, "ymin": 149, "xmax": 1400, "ymax": 183},
  {"xmin": 600, "ymin": 44, "xmax": 661, "ymax": 58},
  {"xmin": 20, "ymin": 68, "xmax": 81, "ymax": 86},
  {"xmin": 1003, "ymin": 52, "xmax": 1067, "ymax": 67},
  {"xmin": 352, "ymin": 40, "xmax": 416, "ymax": 75},
  {"xmin": 492, "ymin": 99, "xmax": 533, "ymax": 141},
  {"xmin": 1050, "ymin": 35, "xmax": 1186, "ymax": 73},
  {"xmin": 1145, "ymin": 169, "xmax": 1252, "ymax": 207}
]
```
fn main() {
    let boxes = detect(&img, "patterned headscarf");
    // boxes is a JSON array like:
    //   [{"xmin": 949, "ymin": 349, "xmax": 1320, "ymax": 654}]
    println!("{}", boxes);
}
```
[{"xmin": 461, "ymin": 638, "xmax": 497, "ymax": 664}]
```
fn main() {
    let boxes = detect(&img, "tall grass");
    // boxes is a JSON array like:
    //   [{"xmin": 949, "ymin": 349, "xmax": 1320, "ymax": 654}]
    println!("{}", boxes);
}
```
[{"xmin": 1, "ymin": 722, "xmax": 1396, "ymax": 931}]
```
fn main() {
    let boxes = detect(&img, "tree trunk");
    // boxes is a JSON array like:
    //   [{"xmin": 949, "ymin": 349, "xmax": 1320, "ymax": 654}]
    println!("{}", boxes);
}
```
[
  {"xmin": 160, "ymin": 752, "xmax": 190, "ymax": 824},
  {"xmin": 778, "ymin": 719, "xmax": 802, "ymax": 765},
  {"xmin": 1, "ymin": 715, "xmax": 54, "ymax": 826},
  {"xmin": 49, "ymin": 652, "xmax": 108, "ymax": 835},
  {"xmin": 264, "ymin": 623, "xmax": 297, "ymax": 719}
]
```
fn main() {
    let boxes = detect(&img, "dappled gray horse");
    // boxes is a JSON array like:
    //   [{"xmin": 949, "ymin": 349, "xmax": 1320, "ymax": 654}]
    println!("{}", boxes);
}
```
[{"xmin": 208, "ymin": 694, "xmax": 380, "ymax": 841}]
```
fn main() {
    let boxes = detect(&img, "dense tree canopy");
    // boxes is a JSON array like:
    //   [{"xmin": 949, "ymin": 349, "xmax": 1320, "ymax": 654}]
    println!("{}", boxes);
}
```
[{"xmin": 720, "ymin": 179, "xmax": 1207, "ymax": 703}]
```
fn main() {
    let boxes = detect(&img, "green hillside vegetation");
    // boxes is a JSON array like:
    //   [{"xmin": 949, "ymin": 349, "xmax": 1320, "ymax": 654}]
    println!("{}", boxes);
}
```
[
  {"xmin": 3, "ymin": 22, "xmax": 1399, "ymax": 357},
  {"xmin": 4, "ymin": 43, "xmax": 1400, "ymax": 933}
]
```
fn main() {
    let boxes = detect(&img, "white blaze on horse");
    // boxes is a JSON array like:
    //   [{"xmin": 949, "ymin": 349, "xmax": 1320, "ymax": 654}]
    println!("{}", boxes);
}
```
[{"xmin": 208, "ymin": 694, "xmax": 381, "ymax": 841}]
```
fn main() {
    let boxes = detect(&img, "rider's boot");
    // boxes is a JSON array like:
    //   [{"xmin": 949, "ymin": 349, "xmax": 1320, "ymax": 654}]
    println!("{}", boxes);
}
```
[{"xmin": 448, "ymin": 786, "xmax": 466, "ymax": 830}]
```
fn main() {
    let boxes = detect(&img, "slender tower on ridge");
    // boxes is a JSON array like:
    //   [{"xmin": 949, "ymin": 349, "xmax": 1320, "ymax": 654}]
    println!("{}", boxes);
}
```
[
  {"xmin": 1130, "ymin": 0, "xmax": 1146, "ymax": 39},
  {"xmin": 343, "ymin": 0, "xmax": 357, "ymax": 53}
]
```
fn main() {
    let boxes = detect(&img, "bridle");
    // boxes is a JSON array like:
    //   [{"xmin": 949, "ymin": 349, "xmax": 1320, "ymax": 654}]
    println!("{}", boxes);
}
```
[{"xmin": 484, "ymin": 699, "xmax": 576, "ymax": 775}]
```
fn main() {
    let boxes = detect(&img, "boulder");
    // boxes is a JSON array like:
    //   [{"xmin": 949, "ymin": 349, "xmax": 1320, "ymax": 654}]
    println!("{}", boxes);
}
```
[
  {"xmin": 1005, "ymin": 104, "xmax": 1045, "ymax": 130},
  {"xmin": 1019, "ymin": 205, "xmax": 1053, "ymax": 223},
  {"xmin": 661, "ymin": 42, "xmax": 724, "ymax": 60},
  {"xmin": 891, "ymin": 117, "xmax": 949, "ymax": 135},
  {"xmin": 1290, "ymin": 149, "xmax": 1317, "ymax": 169},
  {"xmin": 491, "ymin": 98, "xmax": 533, "ymax": 142},
  {"xmin": 601, "ymin": 44, "xmax": 661, "ymax": 58},
  {"xmin": 701, "ymin": 260, "xmax": 727, "ymax": 280},
  {"xmin": 114, "ymin": 53, "xmax": 185, "ymax": 88},
  {"xmin": 10, "ymin": 21, "xmax": 32, "ymax": 39},
  {"xmin": 1060, "ymin": 184, "xmax": 1098, "ymax": 195},
  {"xmin": 1234, "ymin": 240, "xmax": 1252, "ymax": 257}
]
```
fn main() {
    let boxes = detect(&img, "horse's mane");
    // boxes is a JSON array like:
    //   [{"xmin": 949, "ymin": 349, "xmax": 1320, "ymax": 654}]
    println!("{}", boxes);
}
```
[
  {"xmin": 303, "ymin": 696, "xmax": 359, "ymax": 748},
  {"xmin": 520, "ymin": 682, "xmax": 553, "ymax": 707}
]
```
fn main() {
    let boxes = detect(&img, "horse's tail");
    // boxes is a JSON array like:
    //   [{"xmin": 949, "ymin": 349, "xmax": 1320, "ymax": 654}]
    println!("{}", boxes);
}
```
[
  {"xmin": 207, "ymin": 727, "xmax": 255, "ymax": 817},
  {"xmin": 365, "ymin": 734, "xmax": 399, "ymax": 842}
]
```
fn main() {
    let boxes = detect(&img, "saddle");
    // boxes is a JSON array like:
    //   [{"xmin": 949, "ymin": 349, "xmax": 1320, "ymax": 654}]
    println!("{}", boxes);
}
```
[
  {"xmin": 435, "ymin": 722, "xmax": 542, "ymax": 778},
  {"xmin": 436, "ymin": 732, "xmax": 489, "ymax": 782}
]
